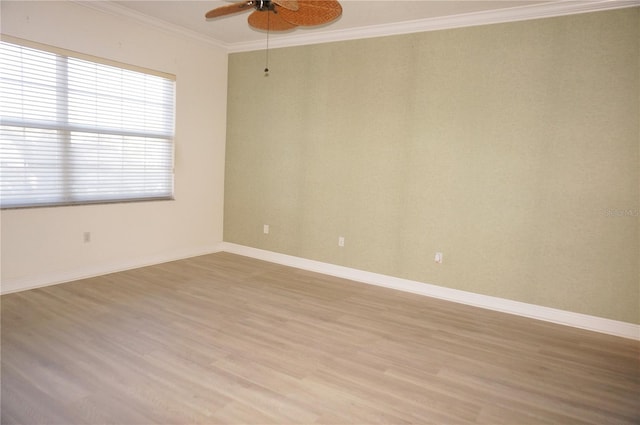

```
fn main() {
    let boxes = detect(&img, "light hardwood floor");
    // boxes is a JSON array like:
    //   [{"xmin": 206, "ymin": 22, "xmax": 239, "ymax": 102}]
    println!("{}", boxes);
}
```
[{"xmin": 2, "ymin": 252, "xmax": 639, "ymax": 424}]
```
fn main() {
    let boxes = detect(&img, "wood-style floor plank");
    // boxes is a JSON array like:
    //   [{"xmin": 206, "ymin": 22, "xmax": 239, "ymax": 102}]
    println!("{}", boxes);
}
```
[{"xmin": 2, "ymin": 252, "xmax": 639, "ymax": 424}]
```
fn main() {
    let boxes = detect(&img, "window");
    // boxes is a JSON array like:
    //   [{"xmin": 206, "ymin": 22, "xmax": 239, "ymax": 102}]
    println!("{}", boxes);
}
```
[{"xmin": 0, "ymin": 37, "xmax": 175, "ymax": 209}]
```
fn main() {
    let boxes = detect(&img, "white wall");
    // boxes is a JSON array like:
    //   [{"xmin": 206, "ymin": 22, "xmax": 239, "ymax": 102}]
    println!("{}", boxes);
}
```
[{"xmin": 0, "ymin": 1, "xmax": 228, "ymax": 293}]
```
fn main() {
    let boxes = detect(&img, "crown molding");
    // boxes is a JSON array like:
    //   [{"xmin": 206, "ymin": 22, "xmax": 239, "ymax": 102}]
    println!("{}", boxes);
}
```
[
  {"xmin": 76, "ymin": 1, "xmax": 639, "ymax": 53},
  {"xmin": 229, "ymin": 0, "xmax": 640, "ymax": 52},
  {"xmin": 73, "ymin": 1, "xmax": 228, "ymax": 50}
]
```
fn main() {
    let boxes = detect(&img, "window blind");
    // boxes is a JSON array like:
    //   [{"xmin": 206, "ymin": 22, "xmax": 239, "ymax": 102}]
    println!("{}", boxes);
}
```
[{"xmin": 0, "ymin": 38, "xmax": 175, "ymax": 209}]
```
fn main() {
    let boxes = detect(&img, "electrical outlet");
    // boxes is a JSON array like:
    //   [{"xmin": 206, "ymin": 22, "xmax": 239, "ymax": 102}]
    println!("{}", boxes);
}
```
[
  {"xmin": 435, "ymin": 252, "xmax": 443, "ymax": 264},
  {"xmin": 263, "ymin": 224, "xmax": 269, "ymax": 234},
  {"xmin": 338, "ymin": 236, "xmax": 345, "ymax": 247}
]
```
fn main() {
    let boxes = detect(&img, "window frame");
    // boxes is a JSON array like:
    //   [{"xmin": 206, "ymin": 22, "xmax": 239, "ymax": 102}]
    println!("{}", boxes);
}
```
[{"xmin": 0, "ymin": 35, "xmax": 177, "ymax": 210}]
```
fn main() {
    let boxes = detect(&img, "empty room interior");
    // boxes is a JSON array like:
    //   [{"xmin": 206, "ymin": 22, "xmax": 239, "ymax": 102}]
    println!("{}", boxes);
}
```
[{"xmin": 1, "ymin": 1, "xmax": 639, "ymax": 424}]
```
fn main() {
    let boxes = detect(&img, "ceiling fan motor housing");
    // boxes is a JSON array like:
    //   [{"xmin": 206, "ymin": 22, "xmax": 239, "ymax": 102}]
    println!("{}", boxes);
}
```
[{"xmin": 255, "ymin": 1, "xmax": 275, "ymax": 12}]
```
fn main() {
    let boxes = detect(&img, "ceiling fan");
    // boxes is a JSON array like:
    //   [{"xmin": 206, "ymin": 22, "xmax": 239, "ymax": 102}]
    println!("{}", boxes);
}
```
[{"xmin": 205, "ymin": 0, "xmax": 343, "ymax": 32}]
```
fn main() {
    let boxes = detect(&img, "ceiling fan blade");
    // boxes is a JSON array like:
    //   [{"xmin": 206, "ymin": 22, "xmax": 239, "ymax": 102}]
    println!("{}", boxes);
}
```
[
  {"xmin": 277, "ymin": 0, "xmax": 342, "ymax": 27},
  {"xmin": 272, "ymin": 0, "xmax": 299, "ymax": 11},
  {"xmin": 248, "ymin": 10, "xmax": 298, "ymax": 31},
  {"xmin": 205, "ymin": 1, "xmax": 254, "ymax": 19}
]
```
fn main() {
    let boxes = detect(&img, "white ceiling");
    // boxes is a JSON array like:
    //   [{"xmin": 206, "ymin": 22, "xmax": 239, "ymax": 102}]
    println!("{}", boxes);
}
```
[{"xmin": 87, "ymin": 0, "xmax": 637, "ymax": 51}]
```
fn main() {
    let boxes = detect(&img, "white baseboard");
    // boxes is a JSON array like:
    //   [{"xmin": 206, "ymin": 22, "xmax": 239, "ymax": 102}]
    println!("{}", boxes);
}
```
[
  {"xmin": 4, "ymin": 241, "xmax": 636, "ymax": 340},
  {"xmin": 222, "ymin": 242, "xmax": 640, "ymax": 341},
  {"xmin": 0, "ymin": 243, "xmax": 225, "ymax": 295}
]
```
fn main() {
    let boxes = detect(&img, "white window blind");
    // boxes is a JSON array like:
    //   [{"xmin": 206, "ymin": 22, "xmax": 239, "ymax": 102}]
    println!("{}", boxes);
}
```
[{"xmin": 0, "ymin": 38, "xmax": 175, "ymax": 209}]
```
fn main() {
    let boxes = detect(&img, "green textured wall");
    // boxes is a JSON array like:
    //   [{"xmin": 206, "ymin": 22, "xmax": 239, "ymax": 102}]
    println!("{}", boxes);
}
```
[{"xmin": 224, "ymin": 8, "xmax": 640, "ymax": 324}]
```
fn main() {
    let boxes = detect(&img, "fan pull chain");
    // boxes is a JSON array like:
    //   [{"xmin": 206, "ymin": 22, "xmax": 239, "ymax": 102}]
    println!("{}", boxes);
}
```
[{"xmin": 264, "ymin": 12, "xmax": 270, "ymax": 76}]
